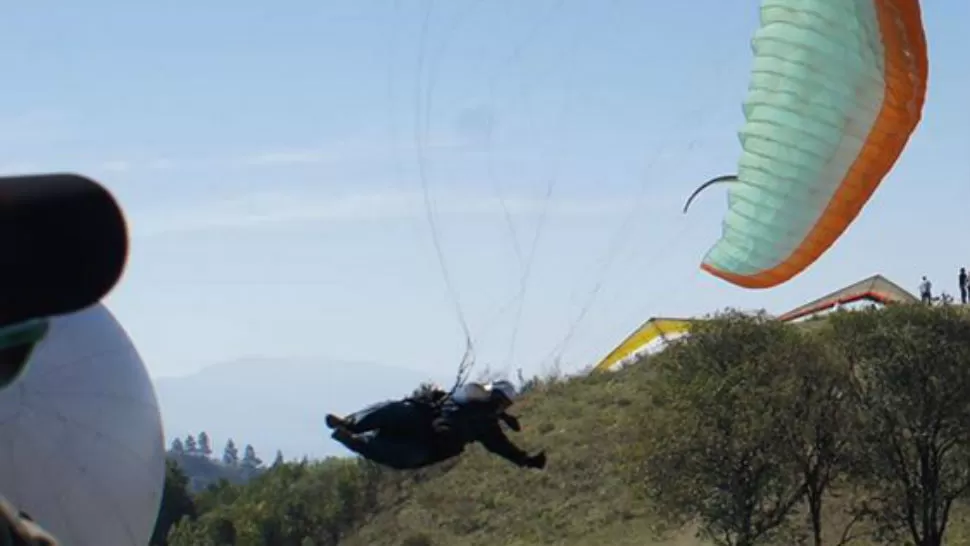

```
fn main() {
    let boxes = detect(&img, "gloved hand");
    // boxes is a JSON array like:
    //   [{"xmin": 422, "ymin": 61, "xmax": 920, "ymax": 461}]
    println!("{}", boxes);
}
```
[
  {"xmin": 500, "ymin": 412, "xmax": 521, "ymax": 432},
  {"xmin": 524, "ymin": 450, "xmax": 546, "ymax": 469}
]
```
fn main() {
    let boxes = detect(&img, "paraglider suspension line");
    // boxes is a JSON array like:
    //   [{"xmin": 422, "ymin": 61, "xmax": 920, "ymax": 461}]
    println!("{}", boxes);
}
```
[{"xmin": 413, "ymin": 0, "xmax": 476, "ymax": 383}]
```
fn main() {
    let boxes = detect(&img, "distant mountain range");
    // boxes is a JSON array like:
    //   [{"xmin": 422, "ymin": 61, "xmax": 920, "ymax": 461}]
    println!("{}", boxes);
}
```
[{"xmin": 153, "ymin": 357, "xmax": 444, "ymax": 460}]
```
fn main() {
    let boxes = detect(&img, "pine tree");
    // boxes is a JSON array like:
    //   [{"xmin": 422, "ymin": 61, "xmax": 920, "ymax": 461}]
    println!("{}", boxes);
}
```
[
  {"xmin": 241, "ymin": 444, "xmax": 262, "ymax": 473},
  {"xmin": 169, "ymin": 438, "xmax": 185, "ymax": 455},
  {"xmin": 272, "ymin": 450, "xmax": 284, "ymax": 467},
  {"xmin": 222, "ymin": 439, "xmax": 238, "ymax": 466},
  {"xmin": 198, "ymin": 431, "xmax": 213, "ymax": 458},
  {"xmin": 184, "ymin": 434, "xmax": 198, "ymax": 456}
]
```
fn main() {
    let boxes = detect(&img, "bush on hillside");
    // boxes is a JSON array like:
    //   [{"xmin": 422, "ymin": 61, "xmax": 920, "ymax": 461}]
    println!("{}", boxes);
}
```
[
  {"xmin": 625, "ymin": 309, "xmax": 859, "ymax": 546},
  {"xmin": 626, "ymin": 305, "xmax": 970, "ymax": 546},
  {"xmin": 164, "ymin": 456, "xmax": 391, "ymax": 546},
  {"xmin": 823, "ymin": 304, "xmax": 970, "ymax": 546}
]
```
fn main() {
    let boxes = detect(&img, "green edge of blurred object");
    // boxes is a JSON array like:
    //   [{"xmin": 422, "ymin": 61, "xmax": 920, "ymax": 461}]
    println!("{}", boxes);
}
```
[{"xmin": 0, "ymin": 318, "xmax": 50, "ymax": 389}]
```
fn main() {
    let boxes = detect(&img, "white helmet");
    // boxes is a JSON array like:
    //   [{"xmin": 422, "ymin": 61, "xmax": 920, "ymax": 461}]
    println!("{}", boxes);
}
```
[{"xmin": 485, "ymin": 379, "xmax": 517, "ymax": 403}]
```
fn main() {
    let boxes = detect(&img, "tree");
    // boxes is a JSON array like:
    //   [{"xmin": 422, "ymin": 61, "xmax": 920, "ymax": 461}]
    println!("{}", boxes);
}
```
[
  {"xmin": 272, "ymin": 450, "xmax": 284, "ymax": 467},
  {"xmin": 184, "ymin": 435, "xmax": 197, "ymax": 456},
  {"xmin": 209, "ymin": 516, "xmax": 236, "ymax": 545},
  {"xmin": 194, "ymin": 479, "xmax": 240, "ymax": 515},
  {"xmin": 776, "ymin": 335, "xmax": 865, "ymax": 546},
  {"xmin": 150, "ymin": 459, "xmax": 197, "ymax": 545},
  {"xmin": 222, "ymin": 439, "xmax": 238, "ymax": 466},
  {"xmin": 169, "ymin": 438, "xmax": 184, "ymax": 455},
  {"xmin": 827, "ymin": 304, "xmax": 970, "ymax": 546},
  {"xmin": 241, "ymin": 444, "xmax": 262, "ymax": 470},
  {"xmin": 165, "ymin": 519, "xmax": 214, "ymax": 546},
  {"xmin": 197, "ymin": 431, "xmax": 212, "ymax": 458},
  {"xmin": 239, "ymin": 444, "xmax": 263, "ymax": 481},
  {"xmin": 628, "ymin": 311, "xmax": 816, "ymax": 546}
]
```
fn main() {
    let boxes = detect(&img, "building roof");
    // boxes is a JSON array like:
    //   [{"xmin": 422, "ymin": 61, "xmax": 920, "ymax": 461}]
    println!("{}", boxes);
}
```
[{"xmin": 777, "ymin": 274, "xmax": 918, "ymax": 322}]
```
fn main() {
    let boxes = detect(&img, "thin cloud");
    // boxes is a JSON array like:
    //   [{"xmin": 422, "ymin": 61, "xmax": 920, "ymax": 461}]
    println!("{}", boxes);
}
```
[
  {"xmin": 131, "ymin": 189, "xmax": 647, "ymax": 238},
  {"xmin": 100, "ymin": 160, "xmax": 132, "ymax": 172},
  {"xmin": 0, "ymin": 110, "xmax": 74, "ymax": 146},
  {"xmin": 0, "ymin": 162, "xmax": 42, "ymax": 175},
  {"xmin": 236, "ymin": 134, "xmax": 469, "ymax": 168},
  {"xmin": 78, "ymin": 158, "xmax": 181, "ymax": 179},
  {"xmin": 30, "ymin": 132, "xmax": 479, "ymax": 177},
  {"xmin": 243, "ymin": 150, "xmax": 330, "ymax": 166}
]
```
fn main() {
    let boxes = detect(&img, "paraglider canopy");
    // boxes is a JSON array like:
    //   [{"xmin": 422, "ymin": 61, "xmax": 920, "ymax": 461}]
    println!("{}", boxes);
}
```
[{"xmin": 689, "ymin": 0, "xmax": 928, "ymax": 289}]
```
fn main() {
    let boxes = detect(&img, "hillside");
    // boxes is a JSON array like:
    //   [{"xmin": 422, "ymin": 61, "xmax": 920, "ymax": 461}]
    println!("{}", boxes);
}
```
[
  {"xmin": 340, "ymin": 363, "xmax": 869, "ymax": 546},
  {"xmin": 343, "ymin": 367, "xmax": 689, "ymax": 546},
  {"xmin": 161, "ymin": 366, "xmax": 692, "ymax": 546},
  {"xmin": 159, "ymin": 305, "xmax": 970, "ymax": 546}
]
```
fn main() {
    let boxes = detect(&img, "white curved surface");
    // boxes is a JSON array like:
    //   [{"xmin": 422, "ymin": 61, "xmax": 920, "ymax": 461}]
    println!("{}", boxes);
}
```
[
  {"xmin": 452, "ymin": 382, "xmax": 489, "ymax": 404},
  {"xmin": 0, "ymin": 304, "xmax": 166, "ymax": 545}
]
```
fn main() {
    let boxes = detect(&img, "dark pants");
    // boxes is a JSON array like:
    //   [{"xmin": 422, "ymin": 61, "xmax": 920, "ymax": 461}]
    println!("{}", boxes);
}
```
[
  {"xmin": 331, "ymin": 400, "xmax": 435, "ymax": 470},
  {"xmin": 961, "ymin": 286, "xmax": 967, "ymax": 304}
]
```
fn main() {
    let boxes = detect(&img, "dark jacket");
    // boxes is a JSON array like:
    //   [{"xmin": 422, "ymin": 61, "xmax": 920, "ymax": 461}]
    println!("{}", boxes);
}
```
[{"xmin": 417, "ymin": 393, "xmax": 531, "ymax": 467}]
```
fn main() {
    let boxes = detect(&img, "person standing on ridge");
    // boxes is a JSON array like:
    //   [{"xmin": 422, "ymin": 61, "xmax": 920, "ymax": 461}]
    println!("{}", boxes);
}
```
[
  {"xmin": 920, "ymin": 276, "xmax": 933, "ymax": 304},
  {"xmin": 959, "ymin": 268, "xmax": 968, "ymax": 304}
]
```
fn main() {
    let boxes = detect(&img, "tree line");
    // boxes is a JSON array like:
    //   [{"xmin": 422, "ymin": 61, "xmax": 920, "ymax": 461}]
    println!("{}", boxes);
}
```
[
  {"xmin": 169, "ymin": 432, "xmax": 282, "ymax": 470},
  {"xmin": 628, "ymin": 304, "xmax": 970, "ymax": 546}
]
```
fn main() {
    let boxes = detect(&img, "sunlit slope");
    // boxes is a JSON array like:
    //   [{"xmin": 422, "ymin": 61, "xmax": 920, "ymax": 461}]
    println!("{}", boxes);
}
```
[
  {"xmin": 342, "ymin": 365, "xmax": 703, "ymax": 546},
  {"xmin": 339, "ymin": 319, "xmax": 970, "ymax": 546}
]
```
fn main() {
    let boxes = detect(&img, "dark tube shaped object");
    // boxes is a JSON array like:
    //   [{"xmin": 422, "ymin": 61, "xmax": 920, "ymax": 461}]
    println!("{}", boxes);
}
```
[{"xmin": 0, "ymin": 173, "xmax": 129, "ymax": 327}]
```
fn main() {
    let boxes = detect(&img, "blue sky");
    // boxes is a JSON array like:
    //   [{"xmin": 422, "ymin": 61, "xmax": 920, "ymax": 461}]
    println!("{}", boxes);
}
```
[{"xmin": 0, "ymin": 1, "xmax": 966, "ymax": 380}]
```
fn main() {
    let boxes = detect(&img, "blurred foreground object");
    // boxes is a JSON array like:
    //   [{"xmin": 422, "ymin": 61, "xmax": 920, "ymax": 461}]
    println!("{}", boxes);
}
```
[
  {"xmin": 0, "ymin": 174, "xmax": 140, "ymax": 545},
  {"xmin": 0, "ymin": 304, "xmax": 165, "ymax": 546},
  {"xmin": 0, "ymin": 173, "xmax": 128, "ymax": 326},
  {"xmin": 0, "ymin": 498, "xmax": 58, "ymax": 545},
  {"xmin": 0, "ymin": 173, "xmax": 129, "ymax": 390}
]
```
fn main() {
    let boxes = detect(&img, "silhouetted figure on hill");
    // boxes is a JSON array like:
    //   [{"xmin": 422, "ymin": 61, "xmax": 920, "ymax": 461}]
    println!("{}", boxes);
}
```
[
  {"xmin": 920, "ymin": 276, "xmax": 933, "ymax": 304},
  {"xmin": 325, "ymin": 380, "xmax": 546, "ymax": 471},
  {"xmin": 960, "ymin": 268, "xmax": 968, "ymax": 304}
]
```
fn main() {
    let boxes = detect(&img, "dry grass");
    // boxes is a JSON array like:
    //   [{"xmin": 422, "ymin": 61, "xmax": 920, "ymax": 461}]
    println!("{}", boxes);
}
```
[{"xmin": 338, "ymin": 314, "xmax": 970, "ymax": 546}]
